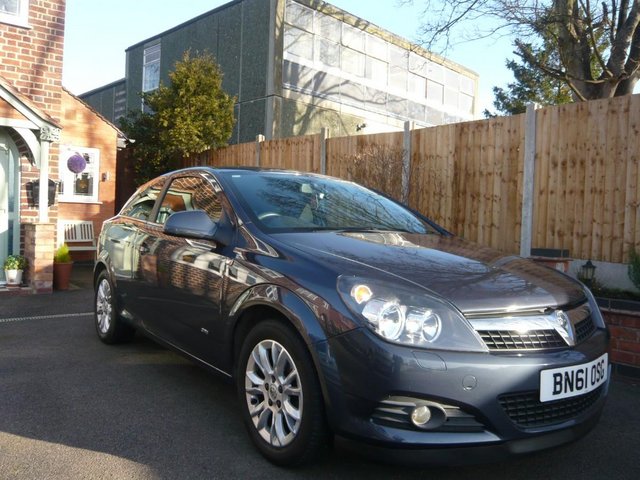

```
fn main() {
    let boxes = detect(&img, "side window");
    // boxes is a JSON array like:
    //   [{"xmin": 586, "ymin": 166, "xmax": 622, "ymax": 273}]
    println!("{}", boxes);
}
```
[
  {"xmin": 156, "ymin": 175, "xmax": 222, "ymax": 225},
  {"xmin": 120, "ymin": 178, "xmax": 166, "ymax": 221}
]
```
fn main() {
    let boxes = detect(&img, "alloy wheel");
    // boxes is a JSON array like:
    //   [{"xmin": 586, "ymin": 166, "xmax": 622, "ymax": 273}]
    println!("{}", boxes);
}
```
[
  {"xmin": 96, "ymin": 278, "xmax": 112, "ymax": 334},
  {"xmin": 244, "ymin": 339, "xmax": 303, "ymax": 447}
]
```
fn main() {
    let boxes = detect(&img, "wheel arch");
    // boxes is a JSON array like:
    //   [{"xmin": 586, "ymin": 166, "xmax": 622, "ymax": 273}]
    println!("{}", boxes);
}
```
[
  {"xmin": 229, "ymin": 284, "xmax": 335, "ymax": 412},
  {"xmin": 93, "ymin": 260, "xmax": 108, "ymax": 290}
]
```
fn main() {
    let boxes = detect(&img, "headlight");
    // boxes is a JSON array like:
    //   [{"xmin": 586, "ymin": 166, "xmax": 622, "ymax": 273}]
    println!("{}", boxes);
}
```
[{"xmin": 337, "ymin": 276, "xmax": 487, "ymax": 352}]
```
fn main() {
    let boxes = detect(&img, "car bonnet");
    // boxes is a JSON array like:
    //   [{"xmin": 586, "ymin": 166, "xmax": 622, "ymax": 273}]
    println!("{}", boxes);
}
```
[{"xmin": 274, "ymin": 230, "xmax": 586, "ymax": 315}]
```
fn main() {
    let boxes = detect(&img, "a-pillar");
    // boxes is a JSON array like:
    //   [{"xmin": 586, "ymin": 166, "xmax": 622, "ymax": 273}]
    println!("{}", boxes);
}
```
[{"xmin": 23, "ymin": 223, "xmax": 55, "ymax": 294}]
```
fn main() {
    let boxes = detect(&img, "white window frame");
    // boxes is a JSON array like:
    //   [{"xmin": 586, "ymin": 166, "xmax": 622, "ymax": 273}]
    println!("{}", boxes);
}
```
[
  {"xmin": 58, "ymin": 145, "xmax": 101, "ymax": 204},
  {"xmin": 0, "ymin": 0, "xmax": 30, "ymax": 28}
]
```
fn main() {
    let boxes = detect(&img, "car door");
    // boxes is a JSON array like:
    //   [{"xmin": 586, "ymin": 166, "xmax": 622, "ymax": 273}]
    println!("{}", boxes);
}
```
[
  {"xmin": 134, "ymin": 172, "xmax": 234, "ymax": 363},
  {"xmin": 103, "ymin": 178, "xmax": 166, "ymax": 310}
]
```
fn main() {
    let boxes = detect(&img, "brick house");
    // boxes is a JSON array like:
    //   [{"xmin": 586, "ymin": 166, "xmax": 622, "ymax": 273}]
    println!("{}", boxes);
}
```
[{"xmin": 1, "ymin": 0, "xmax": 123, "ymax": 293}]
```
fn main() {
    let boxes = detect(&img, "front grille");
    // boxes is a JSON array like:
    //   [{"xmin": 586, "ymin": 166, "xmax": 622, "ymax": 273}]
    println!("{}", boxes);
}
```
[
  {"xmin": 478, "ymin": 330, "xmax": 566, "ymax": 351},
  {"xmin": 372, "ymin": 397, "xmax": 486, "ymax": 433},
  {"xmin": 575, "ymin": 316, "xmax": 596, "ymax": 343},
  {"xmin": 499, "ymin": 386, "xmax": 604, "ymax": 429}
]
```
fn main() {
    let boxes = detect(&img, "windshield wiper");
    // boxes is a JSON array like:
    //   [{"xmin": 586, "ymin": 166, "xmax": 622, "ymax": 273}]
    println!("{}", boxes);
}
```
[{"xmin": 307, "ymin": 227, "xmax": 417, "ymax": 234}]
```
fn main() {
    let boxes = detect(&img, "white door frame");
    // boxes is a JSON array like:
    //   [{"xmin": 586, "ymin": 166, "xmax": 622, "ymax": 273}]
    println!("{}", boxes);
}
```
[{"xmin": 0, "ymin": 129, "xmax": 21, "ymax": 282}]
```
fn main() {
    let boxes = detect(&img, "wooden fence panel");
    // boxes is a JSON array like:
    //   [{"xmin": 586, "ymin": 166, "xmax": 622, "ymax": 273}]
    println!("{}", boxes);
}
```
[
  {"xmin": 215, "ymin": 142, "xmax": 257, "ymax": 167},
  {"xmin": 409, "ymin": 115, "xmax": 524, "ymax": 254},
  {"xmin": 532, "ymin": 95, "xmax": 639, "ymax": 263},
  {"xmin": 180, "ymin": 93, "xmax": 640, "ymax": 263},
  {"xmin": 185, "ymin": 142, "xmax": 256, "ymax": 168},
  {"xmin": 259, "ymin": 134, "xmax": 322, "ymax": 172},
  {"xmin": 326, "ymin": 131, "xmax": 405, "ymax": 198},
  {"xmin": 625, "ymin": 98, "xmax": 640, "ymax": 258}
]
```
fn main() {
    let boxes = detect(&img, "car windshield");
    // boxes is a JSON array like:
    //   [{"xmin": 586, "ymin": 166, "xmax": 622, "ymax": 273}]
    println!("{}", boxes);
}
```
[{"xmin": 225, "ymin": 172, "xmax": 437, "ymax": 234}]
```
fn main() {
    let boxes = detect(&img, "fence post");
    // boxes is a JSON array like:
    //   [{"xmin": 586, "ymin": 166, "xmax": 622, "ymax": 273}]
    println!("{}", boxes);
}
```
[
  {"xmin": 255, "ymin": 134, "xmax": 265, "ymax": 167},
  {"xmin": 401, "ymin": 120, "xmax": 413, "ymax": 204},
  {"xmin": 320, "ymin": 127, "xmax": 329, "ymax": 175},
  {"xmin": 520, "ymin": 103, "xmax": 538, "ymax": 258}
]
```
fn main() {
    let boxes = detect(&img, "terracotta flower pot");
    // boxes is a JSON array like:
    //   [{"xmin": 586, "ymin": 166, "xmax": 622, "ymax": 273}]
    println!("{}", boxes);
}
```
[{"xmin": 53, "ymin": 262, "xmax": 74, "ymax": 290}]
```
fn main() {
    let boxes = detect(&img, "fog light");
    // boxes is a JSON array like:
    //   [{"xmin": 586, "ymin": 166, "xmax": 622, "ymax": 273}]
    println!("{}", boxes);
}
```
[{"xmin": 411, "ymin": 405, "xmax": 431, "ymax": 426}]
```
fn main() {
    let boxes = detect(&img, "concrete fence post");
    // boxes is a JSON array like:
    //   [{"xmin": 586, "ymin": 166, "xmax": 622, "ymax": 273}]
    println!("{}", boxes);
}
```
[
  {"xmin": 255, "ymin": 134, "xmax": 265, "ymax": 167},
  {"xmin": 520, "ymin": 103, "xmax": 539, "ymax": 258},
  {"xmin": 320, "ymin": 127, "xmax": 329, "ymax": 175},
  {"xmin": 401, "ymin": 120, "xmax": 413, "ymax": 205}
]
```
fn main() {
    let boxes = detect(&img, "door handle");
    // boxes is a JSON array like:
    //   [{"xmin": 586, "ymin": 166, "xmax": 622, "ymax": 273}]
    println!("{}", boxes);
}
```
[{"xmin": 186, "ymin": 239, "xmax": 216, "ymax": 251}]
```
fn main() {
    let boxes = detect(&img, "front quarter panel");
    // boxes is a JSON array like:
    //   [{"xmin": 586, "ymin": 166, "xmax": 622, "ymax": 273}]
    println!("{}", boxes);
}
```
[
  {"xmin": 226, "ymin": 283, "xmax": 354, "ymax": 421},
  {"xmin": 228, "ymin": 283, "xmax": 329, "ymax": 350}
]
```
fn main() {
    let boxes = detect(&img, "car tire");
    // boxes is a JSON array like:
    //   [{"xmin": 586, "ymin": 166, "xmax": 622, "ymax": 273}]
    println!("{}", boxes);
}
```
[
  {"xmin": 237, "ymin": 319, "xmax": 329, "ymax": 466},
  {"xmin": 94, "ymin": 271, "xmax": 134, "ymax": 344}
]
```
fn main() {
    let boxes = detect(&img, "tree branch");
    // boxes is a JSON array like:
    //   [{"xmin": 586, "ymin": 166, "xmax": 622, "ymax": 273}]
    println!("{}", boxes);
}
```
[
  {"xmin": 581, "ymin": 0, "xmax": 613, "ymax": 77},
  {"xmin": 607, "ymin": 0, "xmax": 640, "ymax": 76}
]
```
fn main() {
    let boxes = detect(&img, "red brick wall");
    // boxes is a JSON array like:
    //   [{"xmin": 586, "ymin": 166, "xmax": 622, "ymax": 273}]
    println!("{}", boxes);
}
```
[
  {"xmin": 0, "ymin": 0, "xmax": 66, "ymax": 121},
  {"xmin": 58, "ymin": 90, "xmax": 119, "ymax": 261},
  {"xmin": 23, "ymin": 223, "xmax": 55, "ymax": 294},
  {"xmin": 1, "ymin": 0, "xmax": 66, "ymax": 242},
  {"xmin": 603, "ymin": 310, "xmax": 640, "ymax": 369}
]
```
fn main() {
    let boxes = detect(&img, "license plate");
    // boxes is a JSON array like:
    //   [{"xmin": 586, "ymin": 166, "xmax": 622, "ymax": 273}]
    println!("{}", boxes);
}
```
[{"xmin": 539, "ymin": 353, "xmax": 608, "ymax": 402}]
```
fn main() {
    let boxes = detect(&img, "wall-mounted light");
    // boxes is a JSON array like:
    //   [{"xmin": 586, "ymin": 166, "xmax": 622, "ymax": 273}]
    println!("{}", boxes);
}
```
[
  {"xmin": 580, "ymin": 259, "xmax": 596, "ymax": 287},
  {"xmin": 356, "ymin": 123, "xmax": 367, "ymax": 132}
]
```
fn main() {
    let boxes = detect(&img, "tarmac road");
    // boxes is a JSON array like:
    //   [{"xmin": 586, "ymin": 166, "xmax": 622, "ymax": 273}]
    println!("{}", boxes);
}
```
[{"xmin": 1, "ymin": 280, "xmax": 639, "ymax": 480}]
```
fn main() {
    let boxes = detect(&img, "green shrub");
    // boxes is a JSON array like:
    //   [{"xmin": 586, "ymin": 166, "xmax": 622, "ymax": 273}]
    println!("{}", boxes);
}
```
[
  {"xmin": 3, "ymin": 254, "xmax": 27, "ymax": 270},
  {"xmin": 629, "ymin": 249, "xmax": 640, "ymax": 290},
  {"xmin": 54, "ymin": 244, "xmax": 73, "ymax": 263}
]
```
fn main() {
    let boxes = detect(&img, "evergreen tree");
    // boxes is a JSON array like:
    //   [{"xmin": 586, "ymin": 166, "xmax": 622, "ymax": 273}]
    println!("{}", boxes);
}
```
[
  {"xmin": 120, "ymin": 51, "xmax": 236, "ymax": 184},
  {"xmin": 485, "ymin": 46, "xmax": 573, "ymax": 117}
]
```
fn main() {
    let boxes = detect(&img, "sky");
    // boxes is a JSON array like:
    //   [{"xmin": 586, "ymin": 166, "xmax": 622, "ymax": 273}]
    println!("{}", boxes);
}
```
[{"xmin": 62, "ymin": 0, "xmax": 515, "ymax": 116}]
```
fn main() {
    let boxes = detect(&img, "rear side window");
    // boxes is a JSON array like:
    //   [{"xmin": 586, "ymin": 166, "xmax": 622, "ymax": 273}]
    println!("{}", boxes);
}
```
[
  {"xmin": 120, "ymin": 178, "xmax": 166, "ymax": 221},
  {"xmin": 155, "ymin": 175, "xmax": 223, "ymax": 225}
]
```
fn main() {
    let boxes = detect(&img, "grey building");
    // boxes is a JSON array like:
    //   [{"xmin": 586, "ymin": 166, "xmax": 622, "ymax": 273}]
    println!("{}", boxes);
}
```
[{"xmin": 81, "ymin": 0, "xmax": 478, "ymax": 143}]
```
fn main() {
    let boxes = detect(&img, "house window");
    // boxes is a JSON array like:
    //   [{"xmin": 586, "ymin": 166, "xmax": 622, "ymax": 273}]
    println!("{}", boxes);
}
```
[
  {"xmin": 0, "ymin": 0, "xmax": 29, "ymax": 28},
  {"xmin": 59, "ymin": 145, "xmax": 100, "ymax": 203},
  {"xmin": 142, "ymin": 43, "xmax": 161, "ymax": 93}
]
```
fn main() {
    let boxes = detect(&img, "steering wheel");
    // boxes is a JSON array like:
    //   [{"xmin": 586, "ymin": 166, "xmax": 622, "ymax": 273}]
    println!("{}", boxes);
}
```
[{"xmin": 258, "ymin": 212, "xmax": 282, "ymax": 221}]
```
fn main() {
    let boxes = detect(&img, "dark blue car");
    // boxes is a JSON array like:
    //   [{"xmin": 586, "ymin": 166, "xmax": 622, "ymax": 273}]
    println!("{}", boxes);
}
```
[{"xmin": 94, "ymin": 167, "xmax": 609, "ymax": 466}]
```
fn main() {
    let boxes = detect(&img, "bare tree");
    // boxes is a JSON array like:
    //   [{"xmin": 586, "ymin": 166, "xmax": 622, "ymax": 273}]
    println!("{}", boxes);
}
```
[{"xmin": 407, "ymin": 0, "xmax": 640, "ymax": 99}]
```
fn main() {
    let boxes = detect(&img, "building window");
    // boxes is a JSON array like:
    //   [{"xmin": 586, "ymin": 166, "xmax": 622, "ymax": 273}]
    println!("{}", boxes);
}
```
[
  {"xmin": 142, "ymin": 43, "xmax": 161, "ymax": 93},
  {"xmin": 59, "ymin": 145, "xmax": 100, "ymax": 203},
  {"xmin": 426, "ymin": 80, "xmax": 444, "ymax": 104},
  {"xmin": 284, "ymin": 25, "xmax": 314, "ymax": 62},
  {"xmin": 342, "ymin": 48, "xmax": 365, "ymax": 78},
  {"xmin": 0, "ymin": 0, "xmax": 29, "ymax": 28},
  {"xmin": 317, "ymin": 37, "xmax": 340, "ymax": 69},
  {"xmin": 285, "ymin": 0, "xmax": 314, "ymax": 32}
]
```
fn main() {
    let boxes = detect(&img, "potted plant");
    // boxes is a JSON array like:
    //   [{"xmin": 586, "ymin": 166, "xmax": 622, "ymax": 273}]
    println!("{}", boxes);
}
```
[
  {"xmin": 53, "ymin": 243, "xmax": 74, "ymax": 290},
  {"xmin": 3, "ymin": 254, "xmax": 27, "ymax": 286}
]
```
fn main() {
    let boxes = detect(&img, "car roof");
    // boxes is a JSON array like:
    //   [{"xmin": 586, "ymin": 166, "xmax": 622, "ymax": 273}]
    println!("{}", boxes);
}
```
[{"xmin": 175, "ymin": 166, "xmax": 336, "ymax": 179}]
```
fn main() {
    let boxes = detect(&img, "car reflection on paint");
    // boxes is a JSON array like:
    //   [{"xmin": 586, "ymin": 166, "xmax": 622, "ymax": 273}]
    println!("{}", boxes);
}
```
[{"xmin": 94, "ymin": 167, "xmax": 610, "ymax": 466}]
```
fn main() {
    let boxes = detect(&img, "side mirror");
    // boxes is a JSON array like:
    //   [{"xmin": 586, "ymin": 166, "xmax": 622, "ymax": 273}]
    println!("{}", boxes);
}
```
[{"xmin": 164, "ymin": 210, "xmax": 218, "ymax": 240}]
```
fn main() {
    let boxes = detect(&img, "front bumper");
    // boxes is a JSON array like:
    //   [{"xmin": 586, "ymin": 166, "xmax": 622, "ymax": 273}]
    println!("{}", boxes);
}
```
[
  {"xmin": 316, "ymin": 326, "xmax": 609, "ymax": 462},
  {"xmin": 335, "ymin": 407, "xmax": 603, "ymax": 465}
]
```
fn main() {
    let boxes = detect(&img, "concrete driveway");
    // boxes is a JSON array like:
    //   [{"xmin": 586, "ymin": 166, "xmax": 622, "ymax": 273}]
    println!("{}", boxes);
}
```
[{"xmin": 1, "ymin": 275, "xmax": 638, "ymax": 479}]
